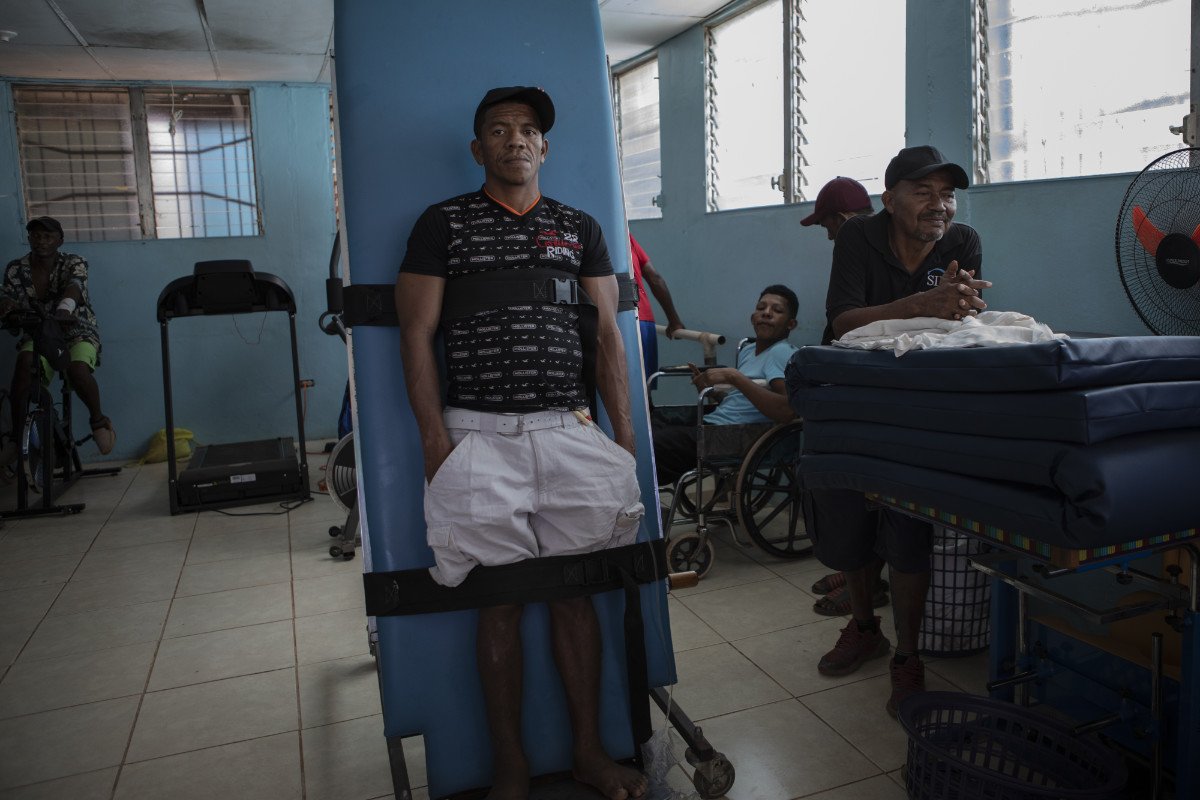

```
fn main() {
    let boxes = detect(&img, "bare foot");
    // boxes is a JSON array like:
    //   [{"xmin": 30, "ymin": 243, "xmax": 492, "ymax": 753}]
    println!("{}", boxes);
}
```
[
  {"xmin": 485, "ymin": 756, "xmax": 529, "ymax": 800},
  {"xmin": 573, "ymin": 749, "xmax": 647, "ymax": 800}
]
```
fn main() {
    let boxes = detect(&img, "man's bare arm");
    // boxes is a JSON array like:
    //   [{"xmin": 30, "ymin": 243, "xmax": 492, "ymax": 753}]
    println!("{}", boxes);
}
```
[
  {"xmin": 581, "ymin": 274, "xmax": 635, "ymax": 455},
  {"xmin": 396, "ymin": 273, "xmax": 452, "ymax": 481},
  {"xmin": 640, "ymin": 259, "xmax": 685, "ymax": 336}
]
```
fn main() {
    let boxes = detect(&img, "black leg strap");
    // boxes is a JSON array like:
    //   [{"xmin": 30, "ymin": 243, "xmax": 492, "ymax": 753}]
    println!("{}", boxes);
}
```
[{"xmin": 363, "ymin": 539, "xmax": 667, "ymax": 616}]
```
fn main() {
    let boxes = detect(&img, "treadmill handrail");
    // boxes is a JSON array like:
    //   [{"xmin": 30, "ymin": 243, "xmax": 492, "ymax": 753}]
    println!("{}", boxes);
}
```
[{"xmin": 156, "ymin": 269, "xmax": 297, "ymax": 322}]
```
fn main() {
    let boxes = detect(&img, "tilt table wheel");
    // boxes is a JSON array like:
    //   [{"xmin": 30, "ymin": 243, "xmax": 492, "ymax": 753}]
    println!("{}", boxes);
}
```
[{"xmin": 687, "ymin": 749, "xmax": 735, "ymax": 799}]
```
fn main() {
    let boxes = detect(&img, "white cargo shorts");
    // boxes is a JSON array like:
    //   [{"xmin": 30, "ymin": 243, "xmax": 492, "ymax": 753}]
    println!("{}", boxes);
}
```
[{"xmin": 423, "ymin": 407, "xmax": 645, "ymax": 587}]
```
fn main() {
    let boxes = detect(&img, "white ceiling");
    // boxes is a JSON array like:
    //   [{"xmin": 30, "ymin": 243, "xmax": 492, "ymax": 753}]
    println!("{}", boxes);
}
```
[{"xmin": 0, "ymin": 0, "xmax": 731, "ymax": 84}]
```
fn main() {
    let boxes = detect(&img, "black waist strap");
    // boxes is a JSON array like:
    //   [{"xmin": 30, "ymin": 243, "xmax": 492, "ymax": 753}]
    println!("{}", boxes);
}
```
[{"xmin": 362, "ymin": 538, "xmax": 667, "ymax": 616}]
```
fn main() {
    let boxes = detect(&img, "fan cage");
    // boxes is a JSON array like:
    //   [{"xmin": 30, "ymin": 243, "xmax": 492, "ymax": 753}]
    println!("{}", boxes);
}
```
[{"xmin": 1115, "ymin": 147, "xmax": 1200, "ymax": 336}]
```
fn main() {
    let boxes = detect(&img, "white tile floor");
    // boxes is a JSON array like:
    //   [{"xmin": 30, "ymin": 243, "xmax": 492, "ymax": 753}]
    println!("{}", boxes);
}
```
[{"xmin": 0, "ymin": 455, "xmax": 989, "ymax": 799}]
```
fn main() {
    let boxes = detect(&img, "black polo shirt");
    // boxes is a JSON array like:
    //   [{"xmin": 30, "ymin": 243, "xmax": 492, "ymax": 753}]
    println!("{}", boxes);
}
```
[{"xmin": 822, "ymin": 211, "xmax": 983, "ymax": 345}]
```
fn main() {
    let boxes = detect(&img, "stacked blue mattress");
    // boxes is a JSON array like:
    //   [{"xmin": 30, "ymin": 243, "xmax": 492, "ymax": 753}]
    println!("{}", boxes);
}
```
[{"xmin": 786, "ymin": 337, "xmax": 1200, "ymax": 548}]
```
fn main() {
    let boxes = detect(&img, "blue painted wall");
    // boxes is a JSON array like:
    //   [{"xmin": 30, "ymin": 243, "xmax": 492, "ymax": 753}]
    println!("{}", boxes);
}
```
[
  {"xmin": 0, "ymin": 82, "xmax": 342, "ymax": 463},
  {"xmin": 0, "ymin": 0, "xmax": 1161, "ymax": 462},
  {"xmin": 631, "ymin": 0, "xmax": 1154, "ymax": 377}
]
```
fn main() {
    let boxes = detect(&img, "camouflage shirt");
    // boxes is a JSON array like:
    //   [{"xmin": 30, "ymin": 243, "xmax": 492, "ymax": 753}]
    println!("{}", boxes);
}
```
[{"xmin": 2, "ymin": 251, "xmax": 101, "ymax": 357}]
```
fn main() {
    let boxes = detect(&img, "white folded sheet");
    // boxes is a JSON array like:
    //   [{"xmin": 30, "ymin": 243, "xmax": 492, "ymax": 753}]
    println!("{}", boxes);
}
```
[{"xmin": 833, "ymin": 310, "xmax": 1068, "ymax": 356}]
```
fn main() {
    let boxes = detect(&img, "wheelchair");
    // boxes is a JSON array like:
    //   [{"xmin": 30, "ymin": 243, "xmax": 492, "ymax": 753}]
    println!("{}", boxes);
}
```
[{"xmin": 649, "ymin": 340, "xmax": 810, "ymax": 579}]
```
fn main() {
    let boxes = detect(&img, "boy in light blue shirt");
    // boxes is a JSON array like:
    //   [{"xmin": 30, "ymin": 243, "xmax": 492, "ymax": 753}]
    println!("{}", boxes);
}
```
[{"xmin": 653, "ymin": 285, "xmax": 799, "ymax": 486}]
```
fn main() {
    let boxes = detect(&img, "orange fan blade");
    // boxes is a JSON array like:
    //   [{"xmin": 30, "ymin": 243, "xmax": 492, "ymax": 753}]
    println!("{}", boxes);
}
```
[
  {"xmin": 1133, "ymin": 205, "xmax": 1165, "ymax": 255},
  {"xmin": 1192, "ymin": 222, "xmax": 1200, "ymax": 248}
]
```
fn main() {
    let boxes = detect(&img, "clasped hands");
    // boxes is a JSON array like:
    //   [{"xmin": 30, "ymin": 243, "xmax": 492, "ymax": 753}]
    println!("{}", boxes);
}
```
[{"xmin": 928, "ymin": 260, "xmax": 992, "ymax": 322}]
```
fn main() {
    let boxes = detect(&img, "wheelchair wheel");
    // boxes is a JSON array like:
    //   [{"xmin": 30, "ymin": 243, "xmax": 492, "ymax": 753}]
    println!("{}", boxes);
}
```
[
  {"xmin": 666, "ymin": 532, "xmax": 715, "ymax": 579},
  {"xmin": 734, "ymin": 421, "xmax": 811, "ymax": 559},
  {"xmin": 671, "ymin": 471, "xmax": 735, "ymax": 520}
]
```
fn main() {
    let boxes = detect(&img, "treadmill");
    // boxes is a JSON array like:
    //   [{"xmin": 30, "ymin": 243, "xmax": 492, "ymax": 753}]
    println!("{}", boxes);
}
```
[{"xmin": 157, "ymin": 260, "xmax": 311, "ymax": 514}]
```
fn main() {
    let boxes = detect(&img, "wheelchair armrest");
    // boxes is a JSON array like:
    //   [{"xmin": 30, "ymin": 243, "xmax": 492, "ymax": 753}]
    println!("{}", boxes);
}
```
[
  {"xmin": 647, "ymin": 365, "xmax": 729, "ymax": 395},
  {"xmin": 652, "ymin": 366, "xmax": 696, "ymax": 377}
]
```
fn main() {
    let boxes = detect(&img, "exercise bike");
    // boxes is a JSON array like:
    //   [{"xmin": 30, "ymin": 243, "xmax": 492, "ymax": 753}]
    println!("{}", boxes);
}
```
[{"xmin": 0, "ymin": 309, "xmax": 121, "ymax": 519}]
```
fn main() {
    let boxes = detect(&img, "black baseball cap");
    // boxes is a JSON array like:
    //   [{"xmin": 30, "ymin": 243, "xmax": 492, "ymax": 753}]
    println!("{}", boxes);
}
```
[
  {"xmin": 884, "ymin": 146, "xmax": 969, "ymax": 190},
  {"xmin": 473, "ymin": 86, "xmax": 555, "ymax": 137},
  {"xmin": 26, "ymin": 216, "xmax": 63, "ymax": 235}
]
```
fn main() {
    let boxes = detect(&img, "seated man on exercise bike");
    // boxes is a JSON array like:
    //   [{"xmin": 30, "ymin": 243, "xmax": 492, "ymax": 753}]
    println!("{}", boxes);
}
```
[
  {"xmin": 651, "ymin": 284, "xmax": 799, "ymax": 488},
  {"xmin": 0, "ymin": 216, "xmax": 114, "ymax": 462}
]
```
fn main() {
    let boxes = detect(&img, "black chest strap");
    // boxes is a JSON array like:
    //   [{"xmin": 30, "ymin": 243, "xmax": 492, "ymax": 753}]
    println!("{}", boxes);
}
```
[
  {"xmin": 440, "ymin": 268, "xmax": 637, "ymax": 322},
  {"xmin": 338, "ymin": 272, "xmax": 636, "ymax": 329}
]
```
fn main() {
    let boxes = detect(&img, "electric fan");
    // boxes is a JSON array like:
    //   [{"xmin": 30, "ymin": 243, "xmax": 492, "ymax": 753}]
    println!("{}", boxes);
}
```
[
  {"xmin": 325, "ymin": 432, "xmax": 359, "ymax": 559},
  {"xmin": 1116, "ymin": 147, "xmax": 1200, "ymax": 335}
]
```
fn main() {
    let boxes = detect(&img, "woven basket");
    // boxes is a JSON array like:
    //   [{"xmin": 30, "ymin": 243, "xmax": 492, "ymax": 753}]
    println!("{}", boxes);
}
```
[{"xmin": 898, "ymin": 692, "xmax": 1127, "ymax": 800}]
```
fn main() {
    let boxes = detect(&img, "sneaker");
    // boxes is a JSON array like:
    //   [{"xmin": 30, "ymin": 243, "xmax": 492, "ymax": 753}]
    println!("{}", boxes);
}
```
[
  {"xmin": 886, "ymin": 655, "xmax": 926, "ymax": 719},
  {"xmin": 812, "ymin": 584, "xmax": 890, "ymax": 616},
  {"xmin": 817, "ymin": 616, "xmax": 890, "ymax": 677},
  {"xmin": 90, "ymin": 416, "xmax": 116, "ymax": 455}
]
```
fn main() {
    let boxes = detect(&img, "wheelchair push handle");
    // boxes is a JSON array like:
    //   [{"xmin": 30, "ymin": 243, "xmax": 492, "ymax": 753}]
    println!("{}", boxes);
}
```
[{"xmin": 656, "ymin": 324, "xmax": 726, "ymax": 366}]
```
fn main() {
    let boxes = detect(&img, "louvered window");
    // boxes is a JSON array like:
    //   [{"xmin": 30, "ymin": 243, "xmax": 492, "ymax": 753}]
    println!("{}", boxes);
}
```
[
  {"xmin": 13, "ymin": 86, "xmax": 261, "ymax": 242},
  {"xmin": 614, "ymin": 58, "xmax": 663, "ymax": 220},
  {"xmin": 706, "ymin": 0, "xmax": 785, "ymax": 212},
  {"xmin": 983, "ymin": 0, "xmax": 1189, "ymax": 183},
  {"xmin": 13, "ymin": 87, "xmax": 140, "ymax": 241},
  {"xmin": 703, "ymin": 0, "xmax": 905, "ymax": 213}
]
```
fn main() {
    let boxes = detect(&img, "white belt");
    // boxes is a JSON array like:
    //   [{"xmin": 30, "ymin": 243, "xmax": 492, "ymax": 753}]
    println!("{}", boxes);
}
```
[{"xmin": 443, "ymin": 407, "xmax": 590, "ymax": 435}]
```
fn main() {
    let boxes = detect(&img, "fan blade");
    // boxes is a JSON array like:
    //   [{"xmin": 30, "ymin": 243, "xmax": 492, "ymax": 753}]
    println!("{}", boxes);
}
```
[
  {"xmin": 1192, "ymin": 222, "xmax": 1200, "ymax": 248},
  {"xmin": 1133, "ymin": 205, "xmax": 1165, "ymax": 255}
]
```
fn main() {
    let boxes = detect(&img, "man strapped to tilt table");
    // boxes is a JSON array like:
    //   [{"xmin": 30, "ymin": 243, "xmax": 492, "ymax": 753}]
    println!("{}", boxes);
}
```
[
  {"xmin": 0, "ymin": 216, "xmax": 116, "ymax": 463},
  {"xmin": 807, "ymin": 146, "xmax": 992, "ymax": 717},
  {"xmin": 651, "ymin": 285, "xmax": 799, "ymax": 488},
  {"xmin": 396, "ymin": 86, "xmax": 647, "ymax": 800}
]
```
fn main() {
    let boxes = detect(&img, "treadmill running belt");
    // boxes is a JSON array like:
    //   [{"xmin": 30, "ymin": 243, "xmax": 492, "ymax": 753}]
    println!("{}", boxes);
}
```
[{"xmin": 194, "ymin": 438, "xmax": 290, "ymax": 467}]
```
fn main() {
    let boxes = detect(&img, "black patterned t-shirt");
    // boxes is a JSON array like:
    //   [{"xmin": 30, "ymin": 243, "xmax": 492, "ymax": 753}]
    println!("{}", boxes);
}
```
[{"xmin": 399, "ymin": 189, "xmax": 614, "ymax": 412}]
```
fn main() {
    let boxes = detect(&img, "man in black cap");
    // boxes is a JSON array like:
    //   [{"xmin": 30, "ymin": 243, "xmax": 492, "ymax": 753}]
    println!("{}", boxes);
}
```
[
  {"xmin": 396, "ymin": 87, "xmax": 646, "ymax": 799},
  {"xmin": 808, "ymin": 145, "xmax": 991, "ymax": 718},
  {"xmin": 0, "ymin": 216, "xmax": 115, "ymax": 463}
]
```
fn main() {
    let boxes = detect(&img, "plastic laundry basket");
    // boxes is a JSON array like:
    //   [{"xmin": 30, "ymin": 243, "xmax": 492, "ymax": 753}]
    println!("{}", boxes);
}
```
[
  {"xmin": 919, "ymin": 526, "xmax": 991, "ymax": 657},
  {"xmin": 898, "ymin": 693, "xmax": 1127, "ymax": 800}
]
